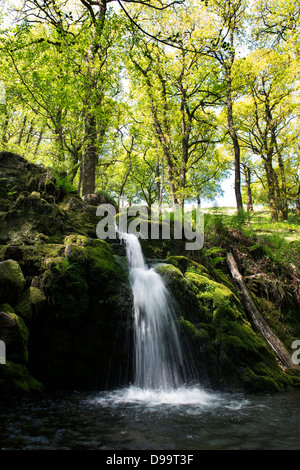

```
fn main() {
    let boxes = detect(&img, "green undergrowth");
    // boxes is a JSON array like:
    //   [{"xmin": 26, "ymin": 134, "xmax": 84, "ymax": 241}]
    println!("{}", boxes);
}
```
[{"xmin": 204, "ymin": 208, "xmax": 300, "ymax": 262}]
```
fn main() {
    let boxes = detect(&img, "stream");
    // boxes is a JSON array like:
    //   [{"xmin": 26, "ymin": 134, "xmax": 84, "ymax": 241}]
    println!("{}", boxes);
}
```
[{"xmin": 1, "ymin": 387, "xmax": 300, "ymax": 450}]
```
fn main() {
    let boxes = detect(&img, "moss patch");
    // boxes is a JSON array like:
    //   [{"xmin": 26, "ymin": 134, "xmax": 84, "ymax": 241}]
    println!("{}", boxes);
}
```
[
  {"xmin": 166, "ymin": 255, "xmax": 209, "ymax": 276},
  {"xmin": 0, "ymin": 308, "xmax": 29, "ymax": 364},
  {"xmin": 0, "ymin": 259, "xmax": 26, "ymax": 306},
  {"xmin": 15, "ymin": 287, "xmax": 46, "ymax": 321},
  {"xmin": 0, "ymin": 361, "xmax": 44, "ymax": 395},
  {"xmin": 153, "ymin": 262, "xmax": 293, "ymax": 393}
]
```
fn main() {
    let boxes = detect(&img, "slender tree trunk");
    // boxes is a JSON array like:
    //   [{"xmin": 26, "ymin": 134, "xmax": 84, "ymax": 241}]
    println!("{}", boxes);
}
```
[
  {"xmin": 34, "ymin": 125, "xmax": 44, "ymax": 155},
  {"xmin": 263, "ymin": 84, "xmax": 284, "ymax": 221},
  {"xmin": 82, "ymin": 113, "xmax": 97, "ymax": 195},
  {"xmin": 25, "ymin": 120, "xmax": 34, "ymax": 145},
  {"xmin": 1, "ymin": 104, "xmax": 9, "ymax": 145},
  {"xmin": 227, "ymin": 252, "xmax": 297, "ymax": 371},
  {"xmin": 296, "ymin": 188, "xmax": 300, "ymax": 213},
  {"xmin": 180, "ymin": 136, "xmax": 188, "ymax": 206},
  {"xmin": 225, "ymin": 66, "xmax": 243, "ymax": 212},
  {"xmin": 276, "ymin": 145, "xmax": 288, "ymax": 220},
  {"xmin": 245, "ymin": 165, "xmax": 254, "ymax": 212},
  {"xmin": 274, "ymin": 171, "xmax": 285, "ymax": 221},
  {"xmin": 179, "ymin": 76, "xmax": 190, "ymax": 207},
  {"xmin": 264, "ymin": 156, "xmax": 278, "ymax": 222},
  {"xmin": 78, "ymin": 162, "xmax": 83, "ymax": 194},
  {"xmin": 18, "ymin": 116, "xmax": 27, "ymax": 145},
  {"xmin": 155, "ymin": 152, "xmax": 163, "ymax": 207}
]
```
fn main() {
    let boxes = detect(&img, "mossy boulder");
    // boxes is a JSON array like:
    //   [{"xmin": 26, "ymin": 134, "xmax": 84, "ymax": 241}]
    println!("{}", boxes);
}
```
[
  {"xmin": 14, "ymin": 287, "xmax": 46, "ymax": 321},
  {"xmin": 16, "ymin": 244, "xmax": 65, "ymax": 277},
  {"xmin": 1, "ymin": 192, "xmax": 65, "ymax": 245},
  {"xmin": 59, "ymin": 195, "xmax": 99, "ymax": 238},
  {"xmin": 154, "ymin": 263, "xmax": 202, "ymax": 325},
  {"xmin": 42, "ymin": 258, "xmax": 89, "ymax": 328},
  {"xmin": 0, "ymin": 361, "xmax": 44, "ymax": 395},
  {"xmin": 0, "ymin": 304, "xmax": 29, "ymax": 364},
  {"xmin": 0, "ymin": 259, "xmax": 26, "ymax": 305},
  {"xmin": 166, "ymin": 255, "xmax": 209, "ymax": 276},
  {"xmin": 82, "ymin": 190, "xmax": 118, "ymax": 211}
]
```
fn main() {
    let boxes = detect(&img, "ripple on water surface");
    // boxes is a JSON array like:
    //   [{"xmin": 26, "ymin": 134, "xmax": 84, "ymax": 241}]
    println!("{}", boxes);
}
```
[{"xmin": 1, "ymin": 388, "xmax": 300, "ymax": 450}]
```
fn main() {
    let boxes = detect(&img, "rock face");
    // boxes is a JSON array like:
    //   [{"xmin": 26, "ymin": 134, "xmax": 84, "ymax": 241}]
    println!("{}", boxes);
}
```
[
  {"xmin": 0, "ymin": 152, "xmax": 132, "ymax": 394},
  {"xmin": 0, "ymin": 151, "xmax": 299, "ymax": 395}
]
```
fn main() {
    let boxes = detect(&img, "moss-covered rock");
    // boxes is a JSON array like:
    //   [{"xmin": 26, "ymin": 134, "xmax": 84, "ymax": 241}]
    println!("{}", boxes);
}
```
[
  {"xmin": 166, "ymin": 255, "xmax": 209, "ymax": 276},
  {"xmin": 0, "ymin": 259, "xmax": 25, "ymax": 305},
  {"xmin": 0, "ymin": 151, "xmax": 56, "ymax": 201},
  {"xmin": 14, "ymin": 287, "xmax": 46, "ymax": 321},
  {"xmin": 0, "ymin": 361, "xmax": 44, "ymax": 395},
  {"xmin": 16, "ymin": 244, "xmax": 65, "ymax": 277},
  {"xmin": 63, "ymin": 234, "xmax": 92, "ymax": 247},
  {"xmin": 42, "ymin": 257, "xmax": 89, "ymax": 328},
  {"xmin": 0, "ymin": 305, "xmax": 29, "ymax": 364},
  {"xmin": 152, "ymin": 255, "xmax": 293, "ymax": 393},
  {"xmin": 0, "ymin": 191, "xmax": 66, "ymax": 245},
  {"xmin": 59, "ymin": 195, "xmax": 99, "ymax": 238}
]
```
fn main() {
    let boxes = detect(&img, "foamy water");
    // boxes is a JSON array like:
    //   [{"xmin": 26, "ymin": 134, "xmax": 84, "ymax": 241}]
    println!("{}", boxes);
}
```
[{"xmin": 90, "ymin": 385, "xmax": 218, "ymax": 407}]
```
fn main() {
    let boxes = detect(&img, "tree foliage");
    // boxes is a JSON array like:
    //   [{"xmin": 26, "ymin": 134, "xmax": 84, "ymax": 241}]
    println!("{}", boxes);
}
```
[{"xmin": 0, "ymin": 0, "xmax": 299, "ymax": 215}]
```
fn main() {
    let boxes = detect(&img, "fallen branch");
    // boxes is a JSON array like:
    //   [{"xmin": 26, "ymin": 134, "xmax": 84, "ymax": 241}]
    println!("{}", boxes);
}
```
[{"xmin": 227, "ymin": 252, "xmax": 296, "ymax": 371}]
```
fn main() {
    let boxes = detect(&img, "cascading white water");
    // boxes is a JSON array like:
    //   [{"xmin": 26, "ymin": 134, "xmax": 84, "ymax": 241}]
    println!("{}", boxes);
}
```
[{"xmin": 120, "ymin": 232, "xmax": 190, "ymax": 390}]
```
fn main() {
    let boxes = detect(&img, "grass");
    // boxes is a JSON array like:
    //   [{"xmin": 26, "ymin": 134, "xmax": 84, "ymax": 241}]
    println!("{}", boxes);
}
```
[
  {"xmin": 204, "ymin": 206, "xmax": 300, "ymax": 242},
  {"xmin": 248, "ymin": 212, "xmax": 300, "ymax": 244},
  {"xmin": 203, "ymin": 206, "xmax": 300, "ymax": 268}
]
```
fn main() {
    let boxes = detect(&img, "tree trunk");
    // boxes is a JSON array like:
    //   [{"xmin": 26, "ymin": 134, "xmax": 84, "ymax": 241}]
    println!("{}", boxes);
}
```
[
  {"xmin": 18, "ymin": 116, "xmax": 27, "ymax": 145},
  {"xmin": 179, "ymin": 136, "xmax": 188, "ymax": 207},
  {"xmin": 1, "ymin": 104, "xmax": 9, "ymax": 145},
  {"xmin": 152, "ymin": 112, "xmax": 178, "ymax": 206},
  {"xmin": 227, "ymin": 252, "xmax": 297, "ymax": 371},
  {"xmin": 274, "ymin": 171, "xmax": 285, "ymax": 221},
  {"xmin": 225, "ymin": 67, "xmax": 243, "ymax": 212},
  {"xmin": 276, "ymin": 145, "xmax": 288, "ymax": 220},
  {"xmin": 156, "ymin": 151, "xmax": 164, "ymax": 208},
  {"xmin": 81, "ymin": 0, "xmax": 107, "ymax": 197},
  {"xmin": 264, "ymin": 157, "xmax": 278, "ymax": 222},
  {"xmin": 245, "ymin": 165, "xmax": 254, "ymax": 212},
  {"xmin": 82, "ymin": 113, "xmax": 97, "ymax": 196}
]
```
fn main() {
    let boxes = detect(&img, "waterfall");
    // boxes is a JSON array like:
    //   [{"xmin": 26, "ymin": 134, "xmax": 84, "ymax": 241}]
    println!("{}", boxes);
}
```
[{"xmin": 120, "ymin": 232, "xmax": 191, "ymax": 390}]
